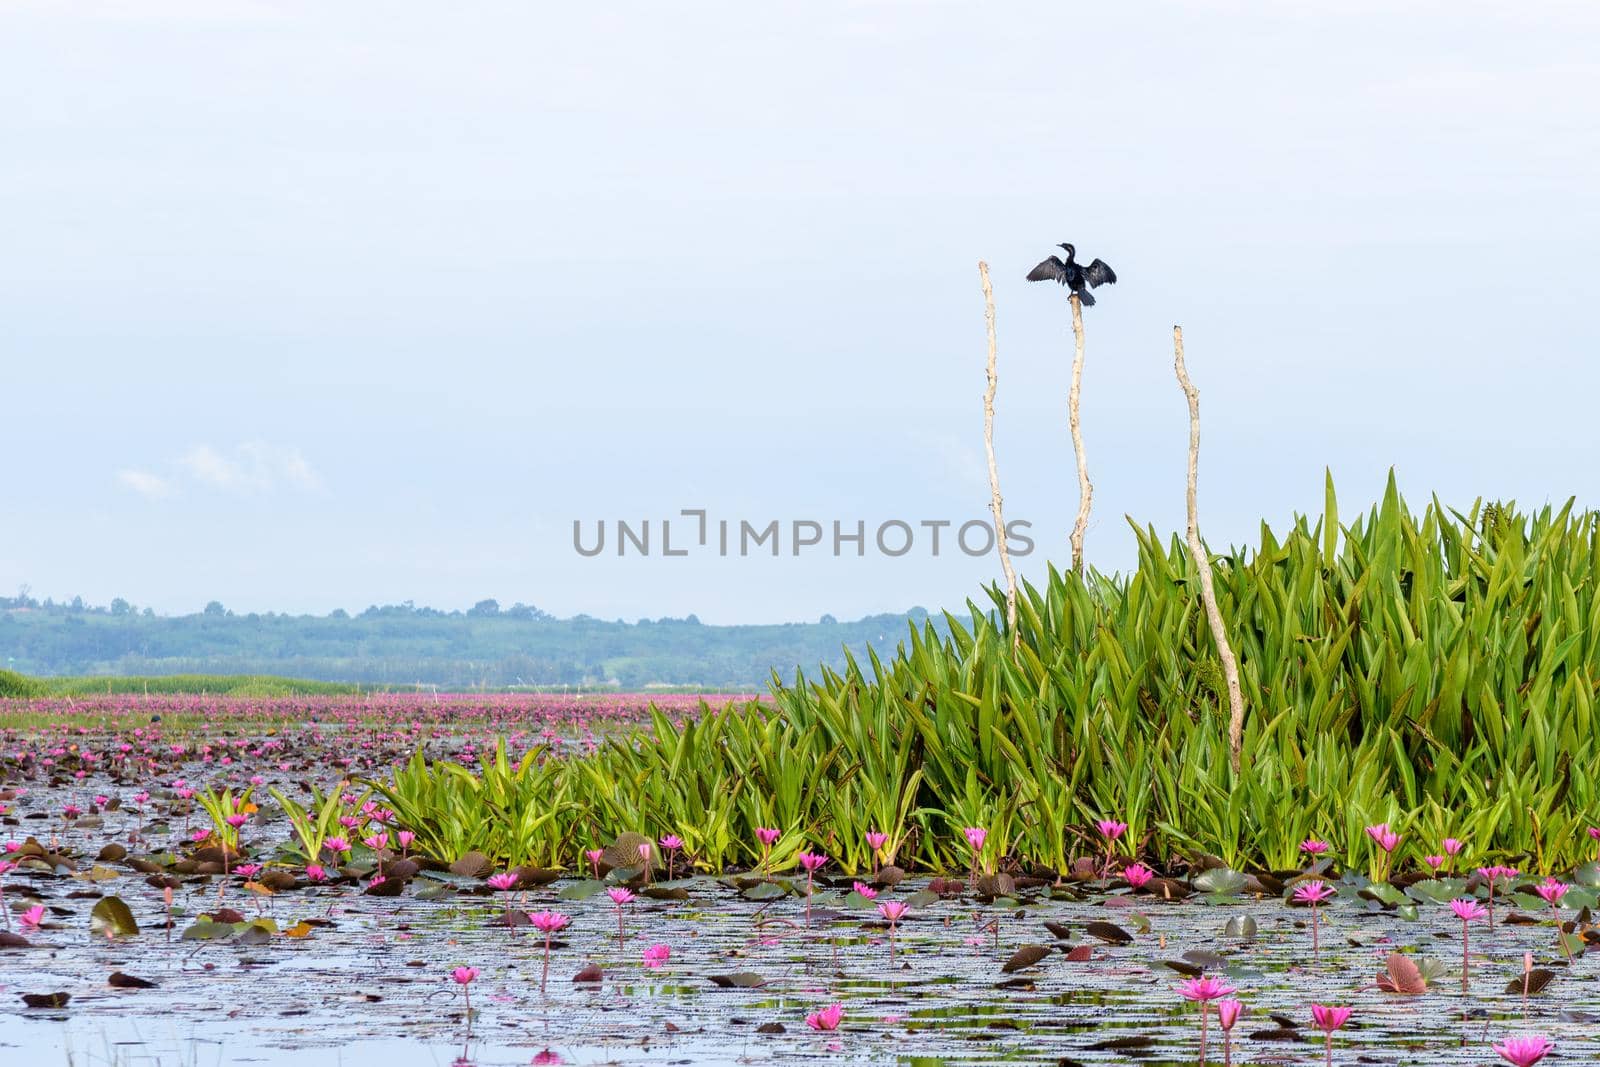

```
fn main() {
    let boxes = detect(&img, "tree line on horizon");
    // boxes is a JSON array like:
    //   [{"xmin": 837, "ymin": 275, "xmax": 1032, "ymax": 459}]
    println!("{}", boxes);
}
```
[{"xmin": 0, "ymin": 593, "xmax": 942, "ymax": 689}]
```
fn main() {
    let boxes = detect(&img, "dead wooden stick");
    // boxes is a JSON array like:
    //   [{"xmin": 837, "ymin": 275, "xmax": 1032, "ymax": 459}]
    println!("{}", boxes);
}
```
[
  {"xmin": 1172, "ymin": 325, "xmax": 1246, "ymax": 773},
  {"xmin": 978, "ymin": 261, "xmax": 1020, "ymax": 652},
  {"xmin": 1068, "ymin": 294, "xmax": 1093, "ymax": 575}
]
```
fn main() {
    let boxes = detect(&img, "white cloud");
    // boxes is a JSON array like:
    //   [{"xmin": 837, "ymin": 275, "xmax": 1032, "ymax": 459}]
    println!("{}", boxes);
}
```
[
  {"xmin": 116, "ymin": 469, "xmax": 176, "ymax": 500},
  {"xmin": 178, "ymin": 442, "xmax": 325, "ymax": 495}
]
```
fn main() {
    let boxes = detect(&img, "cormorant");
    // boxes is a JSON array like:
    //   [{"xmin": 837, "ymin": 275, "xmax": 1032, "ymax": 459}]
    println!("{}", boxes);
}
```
[{"xmin": 1026, "ymin": 243, "xmax": 1116, "ymax": 305}]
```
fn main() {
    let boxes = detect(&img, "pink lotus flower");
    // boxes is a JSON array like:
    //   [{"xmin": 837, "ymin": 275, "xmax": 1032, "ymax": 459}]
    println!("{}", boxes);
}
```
[
  {"xmin": 1292, "ymin": 880, "xmax": 1334, "ymax": 904},
  {"xmin": 805, "ymin": 1002, "xmax": 844, "ymax": 1031},
  {"xmin": 865, "ymin": 830, "xmax": 888, "ymax": 851},
  {"xmin": 659, "ymin": 834, "xmax": 683, "ymax": 851},
  {"xmin": 325, "ymin": 836, "xmax": 350, "ymax": 854},
  {"xmin": 452, "ymin": 966, "xmax": 478, "ymax": 984},
  {"xmin": 530, "ymin": 911, "xmax": 570, "ymax": 934},
  {"xmin": 1365, "ymin": 823, "xmax": 1401, "ymax": 852},
  {"xmin": 1442, "ymin": 837, "xmax": 1464, "ymax": 856},
  {"xmin": 641, "ymin": 943, "xmax": 671, "ymax": 968},
  {"xmin": 1176, "ymin": 975, "xmax": 1236, "ymax": 1002},
  {"xmin": 1450, "ymin": 898, "xmax": 1487, "ymax": 922},
  {"xmin": 585, "ymin": 848, "xmax": 605, "ymax": 878},
  {"xmin": 1424, "ymin": 855, "xmax": 1445, "ymax": 871},
  {"xmin": 608, "ymin": 886, "xmax": 634, "ymax": 946},
  {"xmin": 305, "ymin": 864, "xmax": 329, "ymax": 883},
  {"xmin": 1300, "ymin": 839, "xmax": 1330, "ymax": 855},
  {"xmin": 1493, "ymin": 1036, "xmax": 1554, "ymax": 1067},
  {"xmin": 878, "ymin": 899, "xmax": 908, "ymax": 962},
  {"xmin": 1097, "ymin": 819, "xmax": 1128, "ymax": 842},
  {"xmin": 754, "ymin": 827, "xmax": 780, "ymax": 847},
  {"xmin": 234, "ymin": 863, "xmax": 262, "ymax": 880},
  {"xmin": 1176, "ymin": 976, "xmax": 1235, "ymax": 1065},
  {"xmin": 487, "ymin": 872, "xmax": 518, "ymax": 892},
  {"xmin": 1534, "ymin": 878, "xmax": 1568, "ymax": 906},
  {"xmin": 1311, "ymin": 1004, "xmax": 1352, "ymax": 1066},
  {"xmin": 18, "ymin": 904, "xmax": 46, "ymax": 930},
  {"xmin": 1123, "ymin": 863, "xmax": 1154, "ymax": 890},
  {"xmin": 1588, "ymin": 826, "xmax": 1600, "ymax": 844},
  {"xmin": 852, "ymin": 881, "xmax": 878, "ymax": 899},
  {"xmin": 1216, "ymin": 999, "xmax": 1243, "ymax": 1030},
  {"xmin": 963, "ymin": 826, "xmax": 988, "ymax": 851},
  {"xmin": 798, "ymin": 851, "xmax": 828, "ymax": 873},
  {"xmin": 363, "ymin": 832, "xmax": 389, "ymax": 851}
]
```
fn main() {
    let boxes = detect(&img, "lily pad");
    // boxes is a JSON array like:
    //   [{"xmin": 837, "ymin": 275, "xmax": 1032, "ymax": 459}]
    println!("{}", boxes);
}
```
[{"xmin": 89, "ymin": 896, "xmax": 139, "ymax": 938}]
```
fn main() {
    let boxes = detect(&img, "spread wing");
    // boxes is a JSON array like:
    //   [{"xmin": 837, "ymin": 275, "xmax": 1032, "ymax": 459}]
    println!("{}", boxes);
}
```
[
  {"xmin": 1084, "ymin": 259, "xmax": 1117, "ymax": 287},
  {"xmin": 1026, "ymin": 256, "xmax": 1066, "ymax": 282}
]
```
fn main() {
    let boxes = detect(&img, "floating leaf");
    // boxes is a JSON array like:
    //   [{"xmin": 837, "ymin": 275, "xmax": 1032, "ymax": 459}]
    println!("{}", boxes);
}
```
[
  {"xmin": 1193, "ymin": 869, "xmax": 1247, "ymax": 896},
  {"xmin": 284, "ymin": 921, "xmax": 315, "ymax": 939},
  {"xmin": 1043, "ymin": 921, "xmax": 1073, "ymax": 940},
  {"xmin": 1001, "ymin": 944, "xmax": 1051, "ymax": 973},
  {"xmin": 741, "ymin": 882, "xmax": 786, "ymax": 901},
  {"xmin": 641, "ymin": 886, "xmax": 689, "ymax": 901},
  {"xmin": 1084, "ymin": 920, "xmax": 1133, "ymax": 944},
  {"xmin": 180, "ymin": 920, "xmax": 235, "ymax": 941},
  {"xmin": 557, "ymin": 879, "xmax": 605, "ymax": 901},
  {"xmin": 90, "ymin": 896, "xmax": 139, "ymax": 938},
  {"xmin": 707, "ymin": 972, "xmax": 767, "ymax": 988},
  {"xmin": 572, "ymin": 963, "xmax": 603, "ymax": 983},
  {"xmin": 1184, "ymin": 949, "xmax": 1229, "ymax": 969},
  {"xmin": 903, "ymin": 889, "xmax": 940, "ymax": 908},
  {"xmin": 448, "ymin": 852, "xmax": 493, "ymax": 878},
  {"xmin": 1224, "ymin": 915, "xmax": 1257, "ymax": 940},
  {"xmin": 109, "ymin": 972, "xmax": 156, "ymax": 989},
  {"xmin": 21, "ymin": 992, "xmax": 69, "ymax": 1008},
  {"xmin": 1085, "ymin": 1036, "xmax": 1154, "ymax": 1052},
  {"xmin": 1375, "ymin": 952, "xmax": 1427, "ymax": 995},
  {"xmin": 1507, "ymin": 969, "xmax": 1556, "ymax": 995}
]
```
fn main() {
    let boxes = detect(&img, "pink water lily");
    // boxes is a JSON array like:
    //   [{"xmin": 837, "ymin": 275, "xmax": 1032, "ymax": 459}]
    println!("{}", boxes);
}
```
[
  {"xmin": 641, "ymin": 942, "xmax": 671, "ymax": 969},
  {"xmin": 1310, "ymin": 1004, "xmax": 1352, "ymax": 1067},
  {"xmin": 1292, "ymin": 879, "xmax": 1334, "ymax": 961},
  {"xmin": 1215, "ymin": 999, "xmax": 1244, "ymax": 1067},
  {"xmin": 878, "ymin": 899, "xmax": 908, "ymax": 962},
  {"xmin": 1492, "ymin": 1035, "xmax": 1554, "ymax": 1067},
  {"xmin": 1450, "ymin": 898, "xmax": 1487, "ymax": 992},
  {"xmin": 608, "ymin": 886, "xmax": 634, "ymax": 945},
  {"xmin": 1123, "ymin": 863, "xmax": 1154, "ymax": 891},
  {"xmin": 805, "ymin": 1002, "xmax": 844, "ymax": 1031},
  {"xmin": 1536, "ymin": 878, "xmax": 1574, "ymax": 962},
  {"xmin": 797, "ymin": 851, "xmax": 828, "ymax": 926},
  {"xmin": 1176, "ymin": 976, "xmax": 1236, "ymax": 1066},
  {"xmin": 530, "ymin": 911, "xmax": 570, "ymax": 994}
]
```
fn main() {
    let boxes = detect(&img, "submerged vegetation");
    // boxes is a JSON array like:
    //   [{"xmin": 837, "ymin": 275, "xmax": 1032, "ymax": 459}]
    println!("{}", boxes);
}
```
[{"xmin": 379, "ymin": 479, "xmax": 1600, "ymax": 876}]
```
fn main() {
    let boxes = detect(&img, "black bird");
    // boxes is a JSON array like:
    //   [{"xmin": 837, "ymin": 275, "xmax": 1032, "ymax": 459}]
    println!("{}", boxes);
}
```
[{"xmin": 1026, "ymin": 243, "xmax": 1117, "ymax": 305}]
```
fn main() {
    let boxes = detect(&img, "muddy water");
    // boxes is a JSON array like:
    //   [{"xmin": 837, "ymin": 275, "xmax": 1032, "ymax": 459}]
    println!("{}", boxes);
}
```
[{"xmin": 2, "ymin": 759, "xmax": 1598, "ymax": 1065}]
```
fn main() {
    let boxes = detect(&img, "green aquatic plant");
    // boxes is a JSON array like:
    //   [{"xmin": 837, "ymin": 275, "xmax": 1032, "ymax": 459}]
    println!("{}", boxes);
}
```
[{"xmin": 373, "ymin": 478, "xmax": 1600, "ymax": 875}]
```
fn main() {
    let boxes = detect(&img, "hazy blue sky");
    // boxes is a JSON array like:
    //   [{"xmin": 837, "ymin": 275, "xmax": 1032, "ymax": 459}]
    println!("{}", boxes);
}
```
[{"xmin": 3, "ymin": 1, "xmax": 1598, "ymax": 623}]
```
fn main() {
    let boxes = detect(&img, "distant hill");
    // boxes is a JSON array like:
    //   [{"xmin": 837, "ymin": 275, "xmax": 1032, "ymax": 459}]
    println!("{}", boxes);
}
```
[{"xmin": 0, "ymin": 596, "xmax": 947, "ymax": 689}]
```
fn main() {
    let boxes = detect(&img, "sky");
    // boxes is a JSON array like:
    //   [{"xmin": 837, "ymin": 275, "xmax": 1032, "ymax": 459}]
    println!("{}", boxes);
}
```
[{"xmin": 3, "ymin": 1, "xmax": 1598, "ymax": 624}]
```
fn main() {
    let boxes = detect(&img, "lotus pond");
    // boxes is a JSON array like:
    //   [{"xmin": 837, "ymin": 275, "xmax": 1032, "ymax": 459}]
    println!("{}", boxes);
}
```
[{"xmin": 1, "ymin": 696, "xmax": 1597, "ymax": 1066}]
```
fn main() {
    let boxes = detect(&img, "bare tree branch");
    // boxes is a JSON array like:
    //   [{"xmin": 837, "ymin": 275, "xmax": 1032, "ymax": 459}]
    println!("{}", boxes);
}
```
[
  {"xmin": 978, "ymin": 261, "xmax": 1019, "ymax": 653},
  {"xmin": 1173, "ymin": 325, "xmax": 1246, "ymax": 773},
  {"xmin": 1068, "ymin": 294, "xmax": 1093, "ymax": 575}
]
